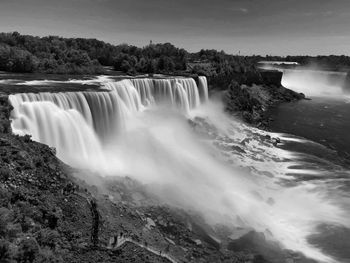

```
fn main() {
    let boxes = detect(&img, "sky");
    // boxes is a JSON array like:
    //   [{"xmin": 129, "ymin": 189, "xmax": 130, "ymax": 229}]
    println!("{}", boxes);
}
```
[{"xmin": 0, "ymin": 0, "xmax": 350, "ymax": 55}]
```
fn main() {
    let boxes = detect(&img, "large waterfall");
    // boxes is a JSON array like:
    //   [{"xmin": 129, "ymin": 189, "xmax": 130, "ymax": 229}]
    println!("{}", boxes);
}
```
[
  {"xmin": 9, "ymin": 77, "xmax": 206, "ymax": 167},
  {"xmin": 281, "ymin": 69, "xmax": 348, "ymax": 97},
  {"xmin": 9, "ymin": 76, "xmax": 349, "ymax": 263}
]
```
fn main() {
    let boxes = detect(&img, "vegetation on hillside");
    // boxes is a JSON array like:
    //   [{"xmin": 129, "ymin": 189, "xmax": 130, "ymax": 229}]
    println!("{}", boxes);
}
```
[
  {"xmin": 1, "ymin": 32, "xmax": 349, "ymax": 78},
  {"xmin": 0, "ymin": 32, "xmax": 103, "ymax": 74}
]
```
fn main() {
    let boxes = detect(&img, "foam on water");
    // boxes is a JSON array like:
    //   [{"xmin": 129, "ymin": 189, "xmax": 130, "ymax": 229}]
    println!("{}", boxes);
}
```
[
  {"xmin": 282, "ymin": 69, "xmax": 347, "ymax": 97},
  {"xmin": 15, "ymin": 75, "xmax": 112, "ymax": 86}
]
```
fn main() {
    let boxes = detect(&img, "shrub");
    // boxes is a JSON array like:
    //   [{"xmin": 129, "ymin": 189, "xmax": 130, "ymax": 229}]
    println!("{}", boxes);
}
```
[
  {"xmin": 0, "ymin": 239, "xmax": 11, "ymax": 263},
  {"xmin": 0, "ymin": 187, "xmax": 11, "ymax": 207},
  {"xmin": 0, "ymin": 207, "xmax": 11, "ymax": 236},
  {"xmin": 35, "ymin": 247, "xmax": 63, "ymax": 263},
  {"xmin": 16, "ymin": 237, "xmax": 40, "ymax": 263},
  {"xmin": 6, "ymin": 223, "xmax": 22, "ymax": 240},
  {"xmin": 36, "ymin": 229, "xmax": 60, "ymax": 249},
  {"xmin": 0, "ymin": 167, "xmax": 11, "ymax": 182}
]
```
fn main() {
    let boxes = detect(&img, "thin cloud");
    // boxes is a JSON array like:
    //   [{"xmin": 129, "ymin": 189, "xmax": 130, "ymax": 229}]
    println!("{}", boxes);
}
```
[
  {"xmin": 300, "ymin": 10, "xmax": 334, "ymax": 17},
  {"xmin": 230, "ymin": 7, "xmax": 249, "ymax": 14}
]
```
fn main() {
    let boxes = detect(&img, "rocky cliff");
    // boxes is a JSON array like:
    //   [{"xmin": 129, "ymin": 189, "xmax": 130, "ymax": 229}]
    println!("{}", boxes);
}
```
[
  {"xmin": 224, "ymin": 81, "xmax": 305, "ymax": 129},
  {"xmin": 259, "ymin": 70, "xmax": 283, "ymax": 86}
]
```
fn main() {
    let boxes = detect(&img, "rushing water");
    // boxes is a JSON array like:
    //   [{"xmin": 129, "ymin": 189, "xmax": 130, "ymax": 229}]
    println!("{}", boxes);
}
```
[
  {"xmin": 281, "ymin": 69, "xmax": 348, "ymax": 97},
  {"xmin": 6, "ymin": 73, "xmax": 350, "ymax": 263},
  {"xmin": 269, "ymin": 69, "xmax": 350, "ymax": 262}
]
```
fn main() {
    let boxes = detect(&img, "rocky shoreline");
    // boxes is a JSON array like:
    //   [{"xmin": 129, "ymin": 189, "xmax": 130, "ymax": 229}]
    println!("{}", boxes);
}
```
[{"xmin": 223, "ymin": 71, "xmax": 306, "ymax": 130}]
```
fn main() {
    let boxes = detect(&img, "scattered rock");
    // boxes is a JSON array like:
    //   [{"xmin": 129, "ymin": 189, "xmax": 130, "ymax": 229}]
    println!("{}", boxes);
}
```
[
  {"xmin": 193, "ymin": 239, "xmax": 202, "ymax": 246},
  {"xmin": 145, "ymin": 217, "xmax": 156, "ymax": 230}
]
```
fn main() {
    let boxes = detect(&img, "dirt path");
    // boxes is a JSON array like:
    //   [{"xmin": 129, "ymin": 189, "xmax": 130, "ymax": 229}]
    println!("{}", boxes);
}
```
[{"xmin": 116, "ymin": 236, "xmax": 178, "ymax": 263}]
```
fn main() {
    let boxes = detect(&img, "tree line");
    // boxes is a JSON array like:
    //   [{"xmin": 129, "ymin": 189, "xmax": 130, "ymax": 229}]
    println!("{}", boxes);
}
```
[
  {"xmin": 0, "ymin": 32, "xmax": 349, "ymax": 77},
  {"xmin": 0, "ymin": 32, "xmax": 188, "ymax": 74}
]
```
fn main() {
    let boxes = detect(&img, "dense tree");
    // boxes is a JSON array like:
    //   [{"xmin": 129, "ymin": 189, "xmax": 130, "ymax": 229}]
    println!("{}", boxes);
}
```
[
  {"xmin": 0, "ymin": 44, "xmax": 38, "ymax": 72},
  {"xmin": 0, "ymin": 32, "xmax": 103, "ymax": 74},
  {"xmin": 1, "ymin": 32, "xmax": 349, "ymax": 75}
]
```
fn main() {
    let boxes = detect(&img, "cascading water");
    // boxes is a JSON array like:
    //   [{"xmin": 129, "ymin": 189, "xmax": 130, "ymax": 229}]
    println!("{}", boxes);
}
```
[
  {"xmin": 9, "ymin": 77, "xmax": 203, "ymax": 167},
  {"xmin": 198, "ymin": 76, "xmax": 209, "ymax": 102},
  {"xmin": 103, "ymin": 78, "xmax": 202, "ymax": 113},
  {"xmin": 281, "ymin": 69, "xmax": 348, "ymax": 97},
  {"xmin": 9, "ymin": 76, "xmax": 349, "ymax": 263}
]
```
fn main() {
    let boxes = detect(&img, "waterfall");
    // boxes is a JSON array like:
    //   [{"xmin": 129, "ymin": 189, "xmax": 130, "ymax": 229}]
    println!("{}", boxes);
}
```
[
  {"xmin": 8, "ymin": 75, "xmax": 348, "ymax": 262},
  {"xmin": 9, "ymin": 77, "xmax": 207, "ymax": 166},
  {"xmin": 9, "ymin": 91, "xmax": 133, "ymax": 141},
  {"xmin": 104, "ymin": 78, "xmax": 202, "ymax": 112},
  {"xmin": 281, "ymin": 69, "xmax": 348, "ymax": 96},
  {"xmin": 198, "ymin": 76, "xmax": 209, "ymax": 102},
  {"xmin": 10, "ymin": 101, "xmax": 107, "ymax": 169}
]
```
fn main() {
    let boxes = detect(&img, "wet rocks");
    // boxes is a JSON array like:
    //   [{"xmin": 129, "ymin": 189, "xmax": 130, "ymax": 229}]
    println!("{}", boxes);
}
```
[
  {"xmin": 231, "ymin": 145, "xmax": 246, "ymax": 154},
  {"xmin": 272, "ymin": 137, "xmax": 281, "ymax": 146}
]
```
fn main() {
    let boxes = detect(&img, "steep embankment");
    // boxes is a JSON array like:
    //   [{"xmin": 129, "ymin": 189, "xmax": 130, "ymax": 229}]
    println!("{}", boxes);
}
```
[{"xmin": 223, "ymin": 70, "xmax": 305, "ymax": 128}]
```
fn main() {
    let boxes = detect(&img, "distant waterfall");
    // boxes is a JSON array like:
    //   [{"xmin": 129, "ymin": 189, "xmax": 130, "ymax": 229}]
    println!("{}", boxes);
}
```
[
  {"xmin": 281, "ymin": 69, "xmax": 348, "ymax": 96},
  {"xmin": 9, "ymin": 77, "xmax": 207, "ymax": 166}
]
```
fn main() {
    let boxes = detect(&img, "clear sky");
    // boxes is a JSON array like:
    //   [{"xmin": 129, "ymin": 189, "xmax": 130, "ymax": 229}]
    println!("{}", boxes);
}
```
[{"xmin": 0, "ymin": 0, "xmax": 349, "ymax": 55}]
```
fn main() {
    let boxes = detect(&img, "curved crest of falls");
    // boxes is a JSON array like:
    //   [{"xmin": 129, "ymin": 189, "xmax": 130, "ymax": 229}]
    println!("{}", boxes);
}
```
[{"xmin": 9, "ymin": 76, "xmax": 350, "ymax": 263}]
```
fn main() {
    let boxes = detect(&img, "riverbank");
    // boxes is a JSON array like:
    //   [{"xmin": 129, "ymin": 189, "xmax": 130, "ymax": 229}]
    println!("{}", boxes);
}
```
[{"xmin": 224, "ymin": 81, "xmax": 305, "ymax": 129}]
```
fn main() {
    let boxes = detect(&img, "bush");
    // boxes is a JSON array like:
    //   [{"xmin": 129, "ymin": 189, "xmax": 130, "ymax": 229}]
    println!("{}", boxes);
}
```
[
  {"xmin": 0, "ymin": 187, "xmax": 11, "ymax": 206},
  {"xmin": 0, "ymin": 167, "xmax": 11, "ymax": 182},
  {"xmin": 0, "ymin": 207, "xmax": 12, "ymax": 236},
  {"xmin": 16, "ymin": 237, "xmax": 40, "ymax": 263},
  {"xmin": 36, "ymin": 229, "xmax": 60, "ymax": 249},
  {"xmin": 35, "ymin": 248, "xmax": 63, "ymax": 263},
  {"xmin": 0, "ymin": 239, "xmax": 11, "ymax": 263},
  {"xmin": 23, "ymin": 135, "xmax": 31, "ymax": 143}
]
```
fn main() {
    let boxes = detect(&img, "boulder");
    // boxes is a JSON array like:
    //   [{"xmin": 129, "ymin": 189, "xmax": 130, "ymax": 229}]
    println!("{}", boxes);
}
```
[{"xmin": 145, "ymin": 217, "xmax": 156, "ymax": 230}]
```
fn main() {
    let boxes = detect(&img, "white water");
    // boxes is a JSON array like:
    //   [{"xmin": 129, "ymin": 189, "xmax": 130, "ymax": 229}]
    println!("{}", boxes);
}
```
[
  {"xmin": 282, "ymin": 69, "xmax": 348, "ymax": 97},
  {"xmin": 9, "ymin": 76, "xmax": 349, "ymax": 262},
  {"xmin": 15, "ymin": 75, "xmax": 112, "ymax": 86}
]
